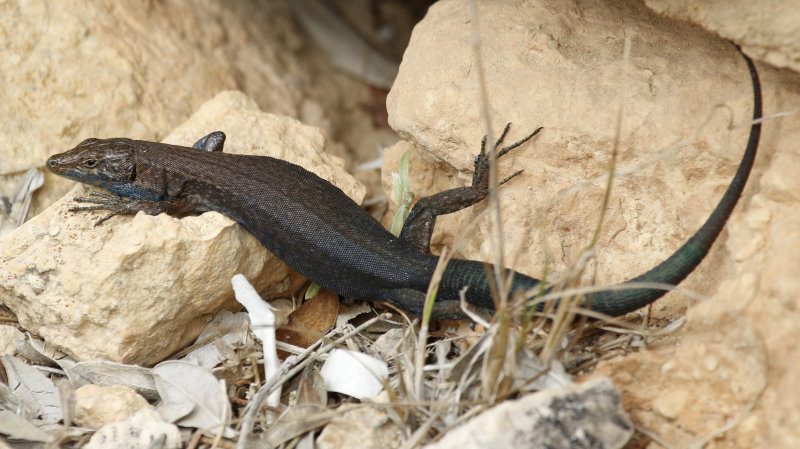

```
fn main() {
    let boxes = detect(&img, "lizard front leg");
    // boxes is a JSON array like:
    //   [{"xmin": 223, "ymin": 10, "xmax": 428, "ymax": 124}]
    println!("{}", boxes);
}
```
[
  {"xmin": 70, "ymin": 191, "xmax": 194, "ymax": 226},
  {"xmin": 398, "ymin": 124, "xmax": 542, "ymax": 253}
]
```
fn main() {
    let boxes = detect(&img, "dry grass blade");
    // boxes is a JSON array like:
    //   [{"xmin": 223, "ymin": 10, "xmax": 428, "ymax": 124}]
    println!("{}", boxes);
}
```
[
  {"xmin": 414, "ymin": 247, "xmax": 451, "ymax": 399},
  {"xmin": 236, "ymin": 314, "xmax": 388, "ymax": 449}
]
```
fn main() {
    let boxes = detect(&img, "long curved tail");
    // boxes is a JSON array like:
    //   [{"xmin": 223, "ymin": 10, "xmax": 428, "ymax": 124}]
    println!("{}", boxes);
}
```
[
  {"xmin": 586, "ymin": 47, "xmax": 762, "ymax": 316},
  {"xmin": 441, "ymin": 47, "xmax": 762, "ymax": 318}
]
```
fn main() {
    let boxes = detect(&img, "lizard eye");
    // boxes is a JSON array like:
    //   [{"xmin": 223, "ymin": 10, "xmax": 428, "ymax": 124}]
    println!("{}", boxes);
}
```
[{"xmin": 83, "ymin": 159, "xmax": 98, "ymax": 168}]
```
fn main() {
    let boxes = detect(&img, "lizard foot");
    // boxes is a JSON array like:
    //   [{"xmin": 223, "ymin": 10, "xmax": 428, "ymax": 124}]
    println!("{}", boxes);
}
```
[{"xmin": 472, "ymin": 123, "xmax": 542, "ymax": 189}]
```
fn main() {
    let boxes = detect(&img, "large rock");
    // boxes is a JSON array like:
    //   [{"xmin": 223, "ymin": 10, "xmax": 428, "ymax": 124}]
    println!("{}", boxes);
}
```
[
  {"xmin": 0, "ymin": 0, "xmax": 388, "ymax": 210},
  {"xmin": 74, "ymin": 384, "xmax": 153, "ymax": 430},
  {"xmin": 423, "ymin": 378, "xmax": 632, "ymax": 449},
  {"xmin": 644, "ymin": 0, "xmax": 800, "ymax": 73},
  {"xmin": 0, "ymin": 91, "xmax": 364, "ymax": 365},
  {"xmin": 385, "ymin": 0, "xmax": 800, "ymax": 447},
  {"xmin": 385, "ymin": 0, "xmax": 760, "ymax": 307}
]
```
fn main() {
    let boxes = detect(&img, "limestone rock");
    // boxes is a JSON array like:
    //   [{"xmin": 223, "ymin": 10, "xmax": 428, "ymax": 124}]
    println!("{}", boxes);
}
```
[
  {"xmin": 0, "ymin": 91, "xmax": 364, "ymax": 365},
  {"xmin": 593, "ymin": 200, "xmax": 800, "ymax": 449},
  {"xmin": 0, "ymin": 325, "xmax": 25, "ymax": 356},
  {"xmin": 385, "ymin": 0, "xmax": 763, "ymax": 308},
  {"xmin": 1, "ymin": 0, "xmax": 386, "ymax": 213},
  {"xmin": 387, "ymin": 1, "xmax": 800, "ymax": 448},
  {"xmin": 423, "ymin": 378, "xmax": 632, "ymax": 449},
  {"xmin": 644, "ymin": 0, "xmax": 800, "ymax": 73},
  {"xmin": 2, "ymin": 1, "xmax": 293, "ymax": 201},
  {"xmin": 316, "ymin": 405, "xmax": 402, "ymax": 449},
  {"xmin": 74, "ymin": 384, "xmax": 152, "ymax": 430},
  {"xmin": 163, "ymin": 91, "xmax": 364, "ymax": 200}
]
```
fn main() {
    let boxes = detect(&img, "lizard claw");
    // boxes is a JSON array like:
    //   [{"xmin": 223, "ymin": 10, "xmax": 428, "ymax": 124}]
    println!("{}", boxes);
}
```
[
  {"xmin": 496, "ymin": 126, "xmax": 542, "ymax": 159},
  {"xmin": 499, "ymin": 170, "xmax": 524, "ymax": 186},
  {"xmin": 69, "ymin": 191, "xmax": 134, "ymax": 226},
  {"xmin": 472, "ymin": 124, "xmax": 541, "ymax": 187}
]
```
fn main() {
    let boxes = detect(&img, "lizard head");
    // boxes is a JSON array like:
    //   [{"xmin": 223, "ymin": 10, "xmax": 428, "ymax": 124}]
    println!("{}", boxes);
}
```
[{"xmin": 47, "ymin": 138, "xmax": 136, "ymax": 191}]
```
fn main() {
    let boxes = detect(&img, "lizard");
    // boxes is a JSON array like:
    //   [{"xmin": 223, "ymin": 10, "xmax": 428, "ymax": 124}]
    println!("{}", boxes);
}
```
[{"xmin": 45, "ymin": 48, "xmax": 762, "ymax": 320}]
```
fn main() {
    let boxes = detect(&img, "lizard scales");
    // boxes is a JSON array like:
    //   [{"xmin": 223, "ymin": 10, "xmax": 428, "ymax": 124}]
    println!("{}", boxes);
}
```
[{"xmin": 46, "ymin": 48, "xmax": 762, "ymax": 319}]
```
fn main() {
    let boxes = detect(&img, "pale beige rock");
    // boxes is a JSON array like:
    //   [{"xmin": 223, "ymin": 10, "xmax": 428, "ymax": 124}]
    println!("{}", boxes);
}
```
[
  {"xmin": 0, "ymin": 325, "xmax": 24, "ymax": 356},
  {"xmin": 652, "ymin": 388, "xmax": 690, "ymax": 420},
  {"xmin": 385, "ymin": 0, "xmax": 760, "ymax": 311},
  {"xmin": 0, "ymin": 191, "xmax": 275, "ymax": 365},
  {"xmin": 0, "ymin": 91, "xmax": 364, "ymax": 365},
  {"xmin": 593, "ymin": 111, "xmax": 800, "ymax": 449},
  {"xmin": 388, "ymin": 1, "xmax": 800, "ymax": 448},
  {"xmin": 163, "ymin": 91, "xmax": 364, "ymax": 200},
  {"xmin": 1, "ymin": 0, "xmax": 385, "ymax": 212},
  {"xmin": 316, "ymin": 404, "xmax": 402, "ymax": 449},
  {"xmin": 84, "ymin": 408, "xmax": 181, "ymax": 449},
  {"xmin": 74, "ymin": 384, "xmax": 152, "ymax": 430},
  {"xmin": 2, "ymin": 1, "xmax": 279, "ymax": 196},
  {"xmin": 644, "ymin": 0, "xmax": 800, "ymax": 73},
  {"xmin": 593, "ymin": 308, "xmax": 768, "ymax": 447},
  {"xmin": 423, "ymin": 378, "xmax": 632, "ymax": 449}
]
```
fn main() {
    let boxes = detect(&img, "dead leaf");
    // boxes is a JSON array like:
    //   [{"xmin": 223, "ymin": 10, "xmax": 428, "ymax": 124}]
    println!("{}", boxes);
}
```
[
  {"xmin": 1, "ymin": 355, "xmax": 62, "ymax": 424},
  {"xmin": 152, "ymin": 360, "xmax": 232, "ymax": 436},
  {"xmin": 276, "ymin": 289, "xmax": 339, "ymax": 350},
  {"xmin": 180, "ymin": 310, "xmax": 249, "ymax": 369},
  {"xmin": 0, "ymin": 410, "xmax": 53, "ymax": 442},
  {"xmin": 0, "ymin": 168, "xmax": 44, "ymax": 238},
  {"xmin": 65, "ymin": 361, "xmax": 158, "ymax": 401}
]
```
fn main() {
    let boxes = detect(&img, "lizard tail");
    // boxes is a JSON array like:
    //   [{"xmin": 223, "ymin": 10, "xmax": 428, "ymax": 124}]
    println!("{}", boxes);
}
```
[
  {"xmin": 438, "ymin": 47, "xmax": 761, "ymax": 319},
  {"xmin": 570, "ymin": 47, "xmax": 762, "ymax": 317}
]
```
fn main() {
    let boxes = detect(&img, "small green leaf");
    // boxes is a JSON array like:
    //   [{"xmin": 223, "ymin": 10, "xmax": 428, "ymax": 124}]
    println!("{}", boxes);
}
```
[
  {"xmin": 305, "ymin": 282, "xmax": 322, "ymax": 299},
  {"xmin": 390, "ymin": 148, "xmax": 415, "ymax": 236}
]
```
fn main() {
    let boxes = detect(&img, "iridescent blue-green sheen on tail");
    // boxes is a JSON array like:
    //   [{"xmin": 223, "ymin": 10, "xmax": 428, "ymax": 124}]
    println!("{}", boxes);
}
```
[{"xmin": 438, "ymin": 48, "xmax": 762, "ymax": 318}]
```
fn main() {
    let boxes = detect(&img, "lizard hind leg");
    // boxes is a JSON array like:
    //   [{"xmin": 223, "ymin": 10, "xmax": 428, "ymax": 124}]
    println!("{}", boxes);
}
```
[{"xmin": 398, "ymin": 124, "xmax": 541, "ymax": 254}]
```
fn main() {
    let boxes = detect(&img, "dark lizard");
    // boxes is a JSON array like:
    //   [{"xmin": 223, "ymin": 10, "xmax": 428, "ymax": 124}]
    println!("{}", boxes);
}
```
[{"xmin": 46, "ymin": 49, "xmax": 762, "ymax": 320}]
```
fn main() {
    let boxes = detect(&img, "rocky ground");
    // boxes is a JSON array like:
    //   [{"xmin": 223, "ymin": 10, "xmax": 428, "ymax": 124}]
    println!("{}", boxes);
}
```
[{"xmin": 1, "ymin": 0, "xmax": 798, "ymax": 448}]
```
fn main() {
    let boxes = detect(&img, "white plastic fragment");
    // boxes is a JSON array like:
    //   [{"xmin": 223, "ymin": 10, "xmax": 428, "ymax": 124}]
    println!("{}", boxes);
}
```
[
  {"xmin": 320, "ymin": 349, "xmax": 388, "ymax": 400},
  {"xmin": 231, "ymin": 274, "xmax": 281, "ymax": 407}
]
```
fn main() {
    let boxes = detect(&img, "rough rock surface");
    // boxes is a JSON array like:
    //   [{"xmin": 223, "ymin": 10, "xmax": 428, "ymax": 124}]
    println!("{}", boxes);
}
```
[
  {"xmin": 644, "ymin": 0, "xmax": 800, "ymax": 73},
  {"xmin": 386, "ymin": 0, "xmax": 800, "ymax": 448},
  {"xmin": 1, "ymin": 0, "xmax": 389, "ymax": 210},
  {"xmin": 74, "ymin": 384, "xmax": 152, "ymax": 430},
  {"xmin": 386, "ymin": 0, "xmax": 760, "ymax": 302},
  {"xmin": 424, "ymin": 378, "xmax": 632, "ymax": 449},
  {"xmin": 0, "ymin": 325, "xmax": 25, "ymax": 356},
  {"xmin": 316, "ymin": 405, "xmax": 402, "ymax": 449},
  {"xmin": 594, "ymin": 195, "xmax": 800, "ymax": 448},
  {"xmin": 0, "ymin": 91, "xmax": 364, "ymax": 365}
]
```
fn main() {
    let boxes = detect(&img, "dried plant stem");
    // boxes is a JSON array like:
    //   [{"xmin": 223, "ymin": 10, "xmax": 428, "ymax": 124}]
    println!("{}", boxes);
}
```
[
  {"xmin": 415, "ymin": 247, "xmax": 451, "ymax": 398},
  {"xmin": 237, "ymin": 314, "xmax": 387, "ymax": 449}
]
